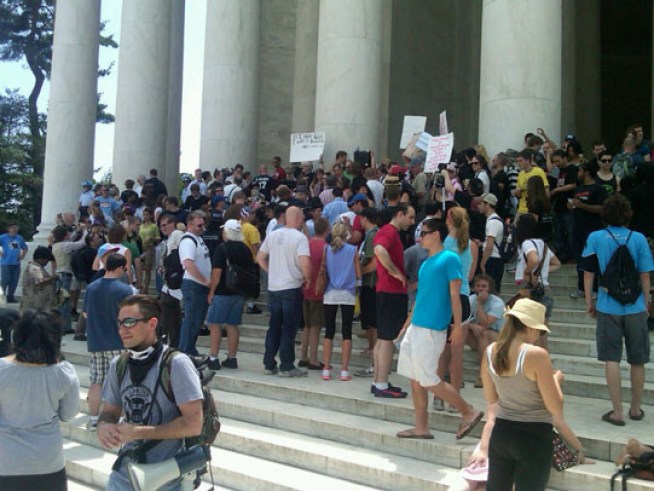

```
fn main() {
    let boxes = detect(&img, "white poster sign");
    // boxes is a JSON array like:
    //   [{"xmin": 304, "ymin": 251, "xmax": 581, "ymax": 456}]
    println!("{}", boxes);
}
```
[
  {"xmin": 439, "ymin": 110, "xmax": 448, "ymax": 136},
  {"xmin": 399, "ymin": 115, "xmax": 427, "ymax": 148},
  {"xmin": 289, "ymin": 132, "xmax": 325, "ymax": 162},
  {"xmin": 425, "ymin": 133, "xmax": 455, "ymax": 173}
]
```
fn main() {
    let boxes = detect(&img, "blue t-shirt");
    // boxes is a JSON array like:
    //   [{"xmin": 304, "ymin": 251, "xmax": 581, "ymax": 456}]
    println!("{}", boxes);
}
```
[
  {"xmin": 96, "ymin": 196, "xmax": 120, "ymax": 220},
  {"xmin": 469, "ymin": 293, "xmax": 505, "ymax": 331},
  {"xmin": 0, "ymin": 233, "xmax": 28, "ymax": 265},
  {"xmin": 443, "ymin": 236, "xmax": 472, "ymax": 295},
  {"xmin": 83, "ymin": 278, "xmax": 134, "ymax": 352},
  {"xmin": 582, "ymin": 226, "xmax": 654, "ymax": 315},
  {"xmin": 411, "ymin": 249, "xmax": 463, "ymax": 330}
]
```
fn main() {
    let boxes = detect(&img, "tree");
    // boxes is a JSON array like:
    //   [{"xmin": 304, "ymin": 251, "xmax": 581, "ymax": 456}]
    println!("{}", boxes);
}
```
[{"xmin": 0, "ymin": 0, "xmax": 117, "ymax": 227}]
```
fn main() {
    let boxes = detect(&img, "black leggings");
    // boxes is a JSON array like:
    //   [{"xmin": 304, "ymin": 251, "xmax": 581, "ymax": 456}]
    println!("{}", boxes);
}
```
[
  {"xmin": 487, "ymin": 418, "xmax": 553, "ymax": 491},
  {"xmin": 0, "ymin": 467, "xmax": 67, "ymax": 491},
  {"xmin": 323, "ymin": 304, "xmax": 354, "ymax": 340}
]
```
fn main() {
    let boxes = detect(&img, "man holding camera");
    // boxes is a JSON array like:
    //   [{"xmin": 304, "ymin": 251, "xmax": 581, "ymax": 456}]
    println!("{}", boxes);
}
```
[{"xmin": 98, "ymin": 295, "xmax": 203, "ymax": 491}]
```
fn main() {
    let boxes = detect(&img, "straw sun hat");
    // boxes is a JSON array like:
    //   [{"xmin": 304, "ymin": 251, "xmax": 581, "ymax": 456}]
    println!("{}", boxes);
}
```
[{"xmin": 504, "ymin": 298, "xmax": 550, "ymax": 333}]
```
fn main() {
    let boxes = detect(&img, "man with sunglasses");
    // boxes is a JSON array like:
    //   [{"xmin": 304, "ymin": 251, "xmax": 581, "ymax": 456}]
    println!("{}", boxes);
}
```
[
  {"xmin": 83, "ymin": 254, "xmax": 136, "ymax": 430},
  {"xmin": 98, "ymin": 295, "xmax": 203, "ymax": 490},
  {"xmin": 178, "ymin": 212, "xmax": 212, "ymax": 358}
]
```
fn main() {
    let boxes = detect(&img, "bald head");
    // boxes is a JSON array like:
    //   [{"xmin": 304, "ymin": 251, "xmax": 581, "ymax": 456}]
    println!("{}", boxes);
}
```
[{"xmin": 285, "ymin": 206, "xmax": 304, "ymax": 229}]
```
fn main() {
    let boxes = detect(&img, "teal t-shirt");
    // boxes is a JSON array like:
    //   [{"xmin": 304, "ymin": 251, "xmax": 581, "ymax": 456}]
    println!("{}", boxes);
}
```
[{"xmin": 411, "ymin": 249, "xmax": 463, "ymax": 330}]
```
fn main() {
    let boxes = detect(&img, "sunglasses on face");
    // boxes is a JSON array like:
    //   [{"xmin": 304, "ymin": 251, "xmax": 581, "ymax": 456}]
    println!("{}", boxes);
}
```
[
  {"xmin": 420, "ymin": 230, "xmax": 435, "ymax": 237},
  {"xmin": 117, "ymin": 317, "xmax": 150, "ymax": 329}
]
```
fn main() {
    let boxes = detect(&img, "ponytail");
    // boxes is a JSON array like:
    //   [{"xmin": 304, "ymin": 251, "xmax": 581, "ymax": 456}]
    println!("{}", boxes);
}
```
[
  {"xmin": 330, "ymin": 222, "xmax": 348, "ymax": 252},
  {"xmin": 448, "ymin": 207, "xmax": 469, "ymax": 253}
]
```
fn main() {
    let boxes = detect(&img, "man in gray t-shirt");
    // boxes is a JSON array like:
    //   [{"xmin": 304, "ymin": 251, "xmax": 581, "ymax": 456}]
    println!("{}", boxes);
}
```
[{"xmin": 98, "ymin": 295, "xmax": 203, "ymax": 491}]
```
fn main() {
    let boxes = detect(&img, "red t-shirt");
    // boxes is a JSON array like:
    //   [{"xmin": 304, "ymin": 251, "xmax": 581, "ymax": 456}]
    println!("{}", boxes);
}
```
[
  {"xmin": 373, "ymin": 223, "xmax": 407, "ymax": 294},
  {"xmin": 273, "ymin": 167, "xmax": 286, "ymax": 182},
  {"xmin": 303, "ymin": 237, "xmax": 326, "ymax": 301},
  {"xmin": 350, "ymin": 215, "xmax": 364, "ymax": 246}
]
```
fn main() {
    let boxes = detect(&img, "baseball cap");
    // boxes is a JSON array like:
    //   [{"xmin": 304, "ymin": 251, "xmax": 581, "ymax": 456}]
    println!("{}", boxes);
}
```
[
  {"xmin": 347, "ymin": 193, "xmax": 368, "ymax": 206},
  {"xmin": 211, "ymin": 195, "xmax": 226, "ymax": 207},
  {"xmin": 389, "ymin": 165, "xmax": 405, "ymax": 175},
  {"xmin": 81, "ymin": 180, "xmax": 93, "ymax": 187},
  {"xmin": 221, "ymin": 219, "xmax": 242, "ymax": 233},
  {"xmin": 481, "ymin": 193, "xmax": 498, "ymax": 207}
]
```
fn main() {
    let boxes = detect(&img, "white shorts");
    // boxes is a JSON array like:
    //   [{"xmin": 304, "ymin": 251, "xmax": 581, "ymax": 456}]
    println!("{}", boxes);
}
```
[{"xmin": 397, "ymin": 324, "xmax": 447, "ymax": 388}]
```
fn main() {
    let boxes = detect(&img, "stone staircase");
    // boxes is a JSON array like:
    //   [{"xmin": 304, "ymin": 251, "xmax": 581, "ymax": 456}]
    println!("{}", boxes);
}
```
[{"xmin": 28, "ymin": 264, "xmax": 654, "ymax": 489}]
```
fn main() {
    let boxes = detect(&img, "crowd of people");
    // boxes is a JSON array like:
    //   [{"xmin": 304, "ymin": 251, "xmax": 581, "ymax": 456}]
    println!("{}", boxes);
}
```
[{"xmin": 1, "ymin": 123, "xmax": 653, "ymax": 490}]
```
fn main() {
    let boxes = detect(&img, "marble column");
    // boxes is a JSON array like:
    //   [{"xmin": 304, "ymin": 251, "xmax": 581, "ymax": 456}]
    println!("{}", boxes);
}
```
[
  {"xmin": 291, "ymin": 0, "xmax": 319, "ymax": 134},
  {"xmin": 36, "ymin": 0, "xmax": 101, "ymax": 240},
  {"xmin": 478, "ymin": 0, "xmax": 562, "ymax": 155},
  {"xmin": 164, "ymin": 0, "xmax": 185, "ymax": 195},
  {"xmin": 112, "ymin": 0, "xmax": 173, "ymax": 189},
  {"xmin": 200, "ymin": 0, "xmax": 260, "ymax": 172},
  {"xmin": 314, "ymin": 0, "xmax": 383, "ymax": 164}
]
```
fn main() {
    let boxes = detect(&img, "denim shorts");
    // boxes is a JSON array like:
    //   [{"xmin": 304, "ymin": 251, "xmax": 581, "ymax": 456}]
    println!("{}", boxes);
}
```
[{"xmin": 207, "ymin": 294, "xmax": 245, "ymax": 326}]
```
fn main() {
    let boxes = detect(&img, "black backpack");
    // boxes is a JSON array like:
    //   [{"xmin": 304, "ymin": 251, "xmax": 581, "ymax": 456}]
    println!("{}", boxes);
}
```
[
  {"xmin": 163, "ymin": 236, "xmax": 197, "ymax": 290},
  {"xmin": 71, "ymin": 246, "xmax": 95, "ymax": 282},
  {"xmin": 600, "ymin": 229, "xmax": 641, "ymax": 305},
  {"xmin": 490, "ymin": 216, "xmax": 516, "ymax": 262}
]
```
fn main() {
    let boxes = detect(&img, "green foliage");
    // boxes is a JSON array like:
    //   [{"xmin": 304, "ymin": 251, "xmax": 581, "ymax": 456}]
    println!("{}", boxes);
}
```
[{"xmin": 0, "ymin": 89, "xmax": 41, "ymax": 239}]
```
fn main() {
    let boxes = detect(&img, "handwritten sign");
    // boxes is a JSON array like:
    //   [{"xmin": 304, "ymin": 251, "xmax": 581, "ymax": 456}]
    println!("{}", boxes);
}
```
[
  {"xmin": 439, "ymin": 110, "xmax": 448, "ymax": 135},
  {"xmin": 425, "ymin": 133, "xmax": 454, "ymax": 173},
  {"xmin": 290, "ymin": 132, "xmax": 325, "ymax": 162},
  {"xmin": 399, "ymin": 115, "xmax": 427, "ymax": 148}
]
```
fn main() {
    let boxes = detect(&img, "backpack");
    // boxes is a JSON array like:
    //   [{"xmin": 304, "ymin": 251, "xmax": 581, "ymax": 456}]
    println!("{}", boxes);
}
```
[
  {"xmin": 612, "ymin": 152, "xmax": 635, "ymax": 180},
  {"xmin": 115, "ymin": 348, "xmax": 221, "ymax": 452},
  {"xmin": 163, "ymin": 235, "xmax": 197, "ymax": 289},
  {"xmin": 490, "ymin": 216, "xmax": 516, "ymax": 262},
  {"xmin": 611, "ymin": 451, "xmax": 654, "ymax": 490},
  {"xmin": 600, "ymin": 229, "xmax": 641, "ymax": 305},
  {"xmin": 222, "ymin": 243, "xmax": 260, "ymax": 299}
]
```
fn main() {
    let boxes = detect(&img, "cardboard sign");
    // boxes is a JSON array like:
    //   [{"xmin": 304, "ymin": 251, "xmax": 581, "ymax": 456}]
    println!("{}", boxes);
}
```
[
  {"xmin": 399, "ymin": 115, "xmax": 427, "ymax": 148},
  {"xmin": 425, "ymin": 133, "xmax": 454, "ymax": 173},
  {"xmin": 439, "ymin": 110, "xmax": 448, "ymax": 136},
  {"xmin": 290, "ymin": 132, "xmax": 325, "ymax": 162}
]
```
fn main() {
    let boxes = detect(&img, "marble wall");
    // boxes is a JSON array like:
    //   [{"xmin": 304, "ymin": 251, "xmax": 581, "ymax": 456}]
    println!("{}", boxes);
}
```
[{"xmin": 256, "ymin": 0, "xmax": 298, "ymax": 168}]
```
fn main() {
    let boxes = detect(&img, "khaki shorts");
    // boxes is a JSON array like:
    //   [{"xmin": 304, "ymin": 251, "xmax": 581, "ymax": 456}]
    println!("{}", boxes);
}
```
[
  {"xmin": 397, "ymin": 324, "xmax": 447, "ymax": 387},
  {"xmin": 90, "ymin": 350, "xmax": 123, "ymax": 385},
  {"xmin": 303, "ymin": 299, "xmax": 325, "ymax": 327}
]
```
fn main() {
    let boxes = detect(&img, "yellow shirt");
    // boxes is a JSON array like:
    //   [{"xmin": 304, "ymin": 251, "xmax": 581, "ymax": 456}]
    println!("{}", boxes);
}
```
[
  {"xmin": 516, "ymin": 166, "xmax": 549, "ymax": 213},
  {"xmin": 139, "ymin": 223, "xmax": 160, "ymax": 249},
  {"xmin": 241, "ymin": 221, "xmax": 261, "ymax": 258}
]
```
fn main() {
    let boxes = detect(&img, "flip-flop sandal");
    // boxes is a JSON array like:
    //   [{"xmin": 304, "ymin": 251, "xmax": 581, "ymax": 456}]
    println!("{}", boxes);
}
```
[
  {"xmin": 629, "ymin": 409, "xmax": 645, "ymax": 421},
  {"xmin": 397, "ymin": 430, "xmax": 435, "ymax": 439},
  {"xmin": 456, "ymin": 411, "xmax": 484, "ymax": 440},
  {"xmin": 602, "ymin": 410, "xmax": 626, "ymax": 426}
]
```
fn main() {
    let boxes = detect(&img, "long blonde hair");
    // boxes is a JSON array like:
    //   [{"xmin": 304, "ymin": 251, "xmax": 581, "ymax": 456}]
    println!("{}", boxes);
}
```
[
  {"xmin": 330, "ymin": 222, "xmax": 348, "ymax": 252},
  {"xmin": 492, "ymin": 316, "xmax": 528, "ymax": 375},
  {"xmin": 448, "ymin": 207, "xmax": 469, "ymax": 253}
]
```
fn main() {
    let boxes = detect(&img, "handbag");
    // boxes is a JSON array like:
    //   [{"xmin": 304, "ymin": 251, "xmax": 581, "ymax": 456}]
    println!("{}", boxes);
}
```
[{"xmin": 552, "ymin": 432, "xmax": 577, "ymax": 471}]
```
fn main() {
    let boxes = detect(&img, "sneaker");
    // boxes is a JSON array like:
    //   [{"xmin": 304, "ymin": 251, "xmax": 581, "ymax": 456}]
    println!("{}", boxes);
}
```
[
  {"xmin": 198, "ymin": 327, "xmax": 211, "ymax": 336},
  {"xmin": 208, "ymin": 358, "xmax": 222, "ymax": 371},
  {"xmin": 340, "ymin": 370, "xmax": 352, "ymax": 381},
  {"xmin": 86, "ymin": 417, "xmax": 98, "ymax": 431},
  {"xmin": 448, "ymin": 404, "xmax": 458, "ymax": 414},
  {"xmin": 433, "ymin": 398, "xmax": 445, "ymax": 411},
  {"xmin": 264, "ymin": 367, "xmax": 279, "ymax": 375},
  {"xmin": 569, "ymin": 290, "xmax": 584, "ymax": 299},
  {"xmin": 279, "ymin": 368, "xmax": 308, "ymax": 378},
  {"xmin": 298, "ymin": 359, "xmax": 309, "ymax": 367},
  {"xmin": 247, "ymin": 305, "xmax": 263, "ymax": 314},
  {"xmin": 373, "ymin": 385, "xmax": 407, "ymax": 398},
  {"xmin": 321, "ymin": 369, "xmax": 332, "ymax": 380},
  {"xmin": 370, "ymin": 382, "xmax": 403, "ymax": 393},
  {"xmin": 355, "ymin": 366, "xmax": 374, "ymax": 377},
  {"xmin": 221, "ymin": 357, "xmax": 238, "ymax": 369}
]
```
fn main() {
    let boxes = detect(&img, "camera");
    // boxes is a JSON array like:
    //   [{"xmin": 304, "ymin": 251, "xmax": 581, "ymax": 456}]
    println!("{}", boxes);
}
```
[{"xmin": 438, "ymin": 163, "xmax": 448, "ymax": 172}]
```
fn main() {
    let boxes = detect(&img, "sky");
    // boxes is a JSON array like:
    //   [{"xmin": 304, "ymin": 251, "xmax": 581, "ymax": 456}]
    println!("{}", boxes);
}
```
[{"xmin": 1, "ymin": 0, "xmax": 206, "ymax": 177}]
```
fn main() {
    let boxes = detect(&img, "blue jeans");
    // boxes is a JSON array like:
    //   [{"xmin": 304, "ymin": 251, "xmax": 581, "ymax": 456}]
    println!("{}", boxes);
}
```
[
  {"xmin": 57, "ymin": 273, "xmax": 73, "ymax": 332},
  {"xmin": 179, "ymin": 279, "xmax": 209, "ymax": 355},
  {"xmin": 1, "ymin": 264, "xmax": 20, "ymax": 301},
  {"xmin": 155, "ymin": 271, "xmax": 164, "ymax": 294},
  {"xmin": 553, "ymin": 210, "xmax": 574, "ymax": 262},
  {"xmin": 264, "ymin": 288, "xmax": 303, "ymax": 371}
]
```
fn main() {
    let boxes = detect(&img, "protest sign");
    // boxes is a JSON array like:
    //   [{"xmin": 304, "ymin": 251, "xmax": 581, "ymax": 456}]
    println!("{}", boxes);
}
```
[
  {"xmin": 289, "ymin": 132, "xmax": 325, "ymax": 162},
  {"xmin": 424, "ymin": 133, "xmax": 454, "ymax": 173},
  {"xmin": 399, "ymin": 115, "xmax": 427, "ymax": 148},
  {"xmin": 439, "ymin": 110, "xmax": 448, "ymax": 135}
]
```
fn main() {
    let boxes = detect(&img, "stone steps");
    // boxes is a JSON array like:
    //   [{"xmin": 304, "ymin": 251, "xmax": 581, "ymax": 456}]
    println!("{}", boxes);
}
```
[{"xmin": 60, "ymin": 353, "xmax": 654, "ymax": 491}]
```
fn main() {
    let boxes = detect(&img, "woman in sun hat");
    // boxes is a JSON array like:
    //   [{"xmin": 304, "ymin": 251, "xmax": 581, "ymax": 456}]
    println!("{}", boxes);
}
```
[{"xmin": 480, "ymin": 298, "xmax": 587, "ymax": 490}]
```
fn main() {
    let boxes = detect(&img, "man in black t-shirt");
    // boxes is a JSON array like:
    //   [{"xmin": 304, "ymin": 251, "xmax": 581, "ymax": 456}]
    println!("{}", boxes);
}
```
[
  {"xmin": 549, "ymin": 150, "xmax": 578, "ymax": 262},
  {"xmin": 251, "ymin": 164, "xmax": 274, "ymax": 201}
]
